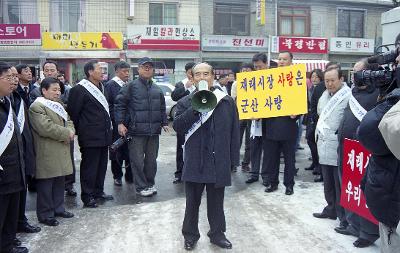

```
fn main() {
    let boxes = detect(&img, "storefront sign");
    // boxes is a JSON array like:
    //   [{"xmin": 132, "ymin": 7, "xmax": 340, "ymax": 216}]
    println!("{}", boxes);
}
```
[
  {"xmin": 272, "ymin": 36, "xmax": 328, "ymax": 54},
  {"xmin": 202, "ymin": 35, "xmax": 267, "ymax": 52},
  {"xmin": 42, "ymin": 32, "xmax": 123, "ymax": 50},
  {"xmin": 0, "ymin": 24, "xmax": 41, "ymax": 46},
  {"xmin": 127, "ymin": 25, "xmax": 200, "ymax": 51},
  {"xmin": 330, "ymin": 38, "xmax": 375, "ymax": 53},
  {"xmin": 236, "ymin": 64, "xmax": 308, "ymax": 120},
  {"xmin": 340, "ymin": 138, "xmax": 378, "ymax": 225}
]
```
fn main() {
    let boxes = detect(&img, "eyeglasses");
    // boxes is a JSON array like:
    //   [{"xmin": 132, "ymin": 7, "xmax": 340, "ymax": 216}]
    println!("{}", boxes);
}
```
[
  {"xmin": 0, "ymin": 75, "xmax": 12, "ymax": 81},
  {"xmin": 140, "ymin": 65, "xmax": 153, "ymax": 70}
]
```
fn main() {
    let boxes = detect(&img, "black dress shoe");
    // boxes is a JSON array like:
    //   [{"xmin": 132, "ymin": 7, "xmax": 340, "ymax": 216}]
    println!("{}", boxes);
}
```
[
  {"xmin": 231, "ymin": 166, "xmax": 237, "ymax": 172},
  {"xmin": 114, "ymin": 179, "xmax": 122, "ymax": 186},
  {"xmin": 184, "ymin": 239, "xmax": 197, "ymax": 251},
  {"xmin": 265, "ymin": 184, "xmax": 278, "ymax": 193},
  {"xmin": 353, "ymin": 238, "xmax": 374, "ymax": 248},
  {"xmin": 65, "ymin": 188, "xmax": 77, "ymax": 197},
  {"xmin": 9, "ymin": 246, "xmax": 29, "ymax": 253},
  {"xmin": 13, "ymin": 238, "xmax": 21, "ymax": 246},
  {"xmin": 262, "ymin": 181, "xmax": 269, "ymax": 187},
  {"xmin": 83, "ymin": 198, "xmax": 98, "ymax": 208},
  {"xmin": 95, "ymin": 193, "xmax": 114, "ymax": 201},
  {"xmin": 17, "ymin": 223, "xmax": 41, "ymax": 233},
  {"xmin": 334, "ymin": 226, "xmax": 352, "ymax": 236},
  {"xmin": 285, "ymin": 186, "xmax": 294, "ymax": 195},
  {"xmin": 39, "ymin": 218, "xmax": 59, "ymax": 226},
  {"xmin": 55, "ymin": 211, "xmax": 74, "ymax": 218},
  {"xmin": 313, "ymin": 212, "xmax": 336, "ymax": 220},
  {"xmin": 210, "ymin": 238, "xmax": 232, "ymax": 249},
  {"xmin": 245, "ymin": 177, "xmax": 258, "ymax": 184},
  {"xmin": 173, "ymin": 177, "xmax": 182, "ymax": 184},
  {"xmin": 305, "ymin": 165, "xmax": 315, "ymax": 171},
  {"xmin": 314, "ymin": 175, "xmax": 323, "ymax": 182}
]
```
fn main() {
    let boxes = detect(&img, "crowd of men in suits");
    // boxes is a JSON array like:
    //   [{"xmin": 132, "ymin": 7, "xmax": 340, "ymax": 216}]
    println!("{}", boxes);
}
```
[{"xmin": 1, "ymin": 48, "xmax": 399, "ymax": 252}]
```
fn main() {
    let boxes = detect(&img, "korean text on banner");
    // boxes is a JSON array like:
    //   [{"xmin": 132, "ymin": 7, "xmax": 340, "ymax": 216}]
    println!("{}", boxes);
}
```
[
  {"xmin": 42, "ymin": 32, "xmax": 123, "ymax": 50},
  {"xmin": 256, "ymin": 0, "xmax": 266, "ymax": 25},
  {"xmin": 340, "ymin": 138, "xmax": 378, "ymax": 225},
  {"xmin": 236, "ymin": 64, "xmax": 308, "ymax": 120}
]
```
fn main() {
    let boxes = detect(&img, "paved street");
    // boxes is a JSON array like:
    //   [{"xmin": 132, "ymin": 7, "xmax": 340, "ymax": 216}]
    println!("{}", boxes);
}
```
[{"xmin": 22, "ymin": 126, "xmax": 381, "ymax": 253}]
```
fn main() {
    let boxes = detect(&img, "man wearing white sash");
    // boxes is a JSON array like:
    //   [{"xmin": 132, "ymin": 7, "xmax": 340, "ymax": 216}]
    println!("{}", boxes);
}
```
[
  {"xmin": 0, "ymin": 62, "xmax": 28, "ymax": 253},
  {"xmin": 67, "ymin": 60, "xmax": 113, "ymax": 208},
  {"xmin": 173, "ymin": 63, "xmax": 240, "ymax": 250},
  {"xmin": 29, "ymin": 77, "xmax": 75, "ymax": 227},
  {"xmin": 313, "ymin": 66, "xmax": 351, "ymax": 226},
  {"xmin": 335, "ymin": 60, "xmax": 380, "ymax": 248},
  {"xmin": 105, "ymin": 61, "xmax": 133, "ymax": 187},
  {"xmin": 9, "ymin": 66, "xmax": 41, "ymax": 243}
]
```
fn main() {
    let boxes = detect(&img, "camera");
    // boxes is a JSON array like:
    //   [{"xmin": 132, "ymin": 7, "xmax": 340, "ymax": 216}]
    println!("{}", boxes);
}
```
[
  {"xmin": 353, "ymin": 69, "xmax": 393, "ymax": 87},
  {"xmin": 353, "ymin": 47, "xmax": 399, "ymax": 93},
  {"xmin": 110, "ymin": 136, "xmax": 132, "ymax": 152}
]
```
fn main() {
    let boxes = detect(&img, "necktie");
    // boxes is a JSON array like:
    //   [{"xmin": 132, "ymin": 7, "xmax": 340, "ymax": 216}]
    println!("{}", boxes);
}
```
[{"xmin": 24, "ymin": 87, "xmax": 29, "ymax": 94}]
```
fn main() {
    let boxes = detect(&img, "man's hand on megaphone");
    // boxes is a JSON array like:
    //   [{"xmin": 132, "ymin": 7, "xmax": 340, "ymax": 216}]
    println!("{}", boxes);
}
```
[{"xmin": 118, "ymin": 124, "xmax": 128, "ymax": 137}]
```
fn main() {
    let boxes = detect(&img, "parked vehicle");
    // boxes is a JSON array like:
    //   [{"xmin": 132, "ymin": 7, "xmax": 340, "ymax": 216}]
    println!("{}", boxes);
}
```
[{"xmin": 156, "ymin": 82, "xmax": 177, "ymax": 120}]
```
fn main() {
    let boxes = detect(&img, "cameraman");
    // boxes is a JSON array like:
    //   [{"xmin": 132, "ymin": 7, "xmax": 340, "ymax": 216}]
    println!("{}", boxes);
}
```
[
  {"xmin": 358, "ymin": 48, "xmax": 400, "ymax": 252},
  {"xmin": 336, "ymin": 59, "xmax": 380, "ymax": 248}
]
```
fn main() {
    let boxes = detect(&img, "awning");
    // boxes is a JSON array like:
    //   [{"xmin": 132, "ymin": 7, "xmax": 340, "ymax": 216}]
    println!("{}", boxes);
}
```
[{"xmin": 293, "ymin": 60, "xmax": 329, "ymax": 72}]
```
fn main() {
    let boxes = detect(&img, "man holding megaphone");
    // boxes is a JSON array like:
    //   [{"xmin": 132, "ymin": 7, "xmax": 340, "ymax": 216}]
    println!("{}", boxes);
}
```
[{"xmin": 173, "ymin": 62, "xmax": 240, "ymax": 251}]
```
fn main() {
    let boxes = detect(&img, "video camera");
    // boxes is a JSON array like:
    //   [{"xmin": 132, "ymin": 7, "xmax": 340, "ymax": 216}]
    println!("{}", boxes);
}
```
[
  {"xmin": 353, "ymin": 47, "xmax": 399, "ymax": 94},
  {"xmin": 109, "ymin": 136, "xmax": 132, "ymax": 152}
]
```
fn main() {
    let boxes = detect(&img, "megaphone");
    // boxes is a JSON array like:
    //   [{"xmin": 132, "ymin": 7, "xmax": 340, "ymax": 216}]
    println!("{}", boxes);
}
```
[{"xmin": 191, "ymin": 80, "xmax": 217, "ymax": 113}]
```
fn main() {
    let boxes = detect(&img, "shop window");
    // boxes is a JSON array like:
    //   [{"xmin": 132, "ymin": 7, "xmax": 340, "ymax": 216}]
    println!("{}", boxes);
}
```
[
  {"xmin": 337, "ymin": 9, "xmax": 365, "ymax": 38},
  {"xmin": 278, "ymin": 7, "xmax": 310, "ymax": 36},
  {"xmin": 214, "ymin": 3, "xmax": 249, "ymax": 35},
  {"xmin": 0, "ymin": 0, "xmax": 38, "ymax": 24},
  {"xmin": 149, "ymin": 3, "xmax": 177, "ymax": 25},
  {"xmin": 50, "ymin": 0, "xmax": 85, "ymax": 32}
]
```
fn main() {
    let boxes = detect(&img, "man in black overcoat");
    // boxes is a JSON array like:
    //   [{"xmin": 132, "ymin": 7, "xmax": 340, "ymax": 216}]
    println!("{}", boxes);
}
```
[
  {"xmin": 105, "ymin": 61, "xmax": 132, "ymax": 186},
  {"xmin": 171, "ymin": 61, "xmax": 196, "ymax": 184},
  {"xmin": 67, "ymin": 60, "xmax": 113, "ymax": 208},
  {"xmin": 173, "ymin": 63, "xmax": 240, "ymax": 251}
]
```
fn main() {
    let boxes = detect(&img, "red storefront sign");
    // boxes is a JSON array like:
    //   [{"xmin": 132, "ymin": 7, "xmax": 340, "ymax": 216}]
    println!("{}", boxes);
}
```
[
  {"xmin": 340, "ymin": 138, "xmax": 378, "ymax": 225},
  {"xmin": 278, "ymin": 36, "xmax": 328, "ymax": 54},
  {"xmin": 0, "ymin": 24, "xmax": 41, "ymax": 46}
]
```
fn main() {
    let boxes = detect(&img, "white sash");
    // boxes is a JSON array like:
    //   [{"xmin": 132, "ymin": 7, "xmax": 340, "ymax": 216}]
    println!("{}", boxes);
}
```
[
  {"xmin": 111, "ymin": 76, "xmax": 126, "ymax": 87},
  {"xmin": 0, "ymin": 97, "xmax": 15, "ymax": 171},
  {"xmin": 34, "ymin": 97, "xmax": 68, "ymax": 122},
  {"xmin": 78, "ymin": 79, "xmax": 110, "ymax": 116},
  {"xmin": 184, "ymin": 89, "xmax": 228, "ymax": 144},
  {"xmin": 349, "ymin": 94, "xmax": 367, "ymax": 122},
  {"xmin": 17, "ymin": 99, "xmax": 25, "ymax": 134},
  {"xmin": 316, "ymin": 85, "xmax": 351, "ymax": 135},
  {"xmin": 250, "ymin": 120, "xmax": 262, "ymax": 139}
]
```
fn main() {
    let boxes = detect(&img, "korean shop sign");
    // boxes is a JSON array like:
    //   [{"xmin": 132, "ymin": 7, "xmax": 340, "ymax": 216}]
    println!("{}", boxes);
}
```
[
  {"xmin": 127, "ymin": 25, "xmax": 200, "ymax": 51},
  {"xmin": 236, "ymin": 64, "xmax": 308, "ymax": 120},
  {"xmin": 42, "ymin": 32, "xmax": 123, "ymax": 50},
  {"xmin": 0, "ymin": 24, "xmax": 41, "ymax": 46}
]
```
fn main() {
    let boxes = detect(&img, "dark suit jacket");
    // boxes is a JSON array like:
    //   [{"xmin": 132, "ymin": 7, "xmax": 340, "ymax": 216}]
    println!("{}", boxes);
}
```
[
  {"xmin": 11, "ymin": 91, "xmax": 36, "ymax": 177},
  {"xmin": 263, "ymin": 116, "xmax": 299, "ymax": 141},
  {"xmin": 0, "ymin": 98, "xmax": 25, "ymax": 194},
  {"xmin": 173, "ymin": 93, "xmax": 240, "ymax": 187},
  {"xmin": 171, "ymin": 81, "xmax": 190, "ymax": 102},
  {"xmin": 67, "ymin": 81, "xmax": 112, "ymax": 148},
  {"xmin": 16, "ymin": 83, "xmax": 36, "ymax": 107}
]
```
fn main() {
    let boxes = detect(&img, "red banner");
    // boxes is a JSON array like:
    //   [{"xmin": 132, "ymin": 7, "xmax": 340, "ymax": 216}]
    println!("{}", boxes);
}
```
[
  {"xmin": 340, "ymin": 138, "xmax": 378, "ymax": 225},
  {"xmin": 278, "ymin": 36, "xmax": 328, "ymax": 54}
]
